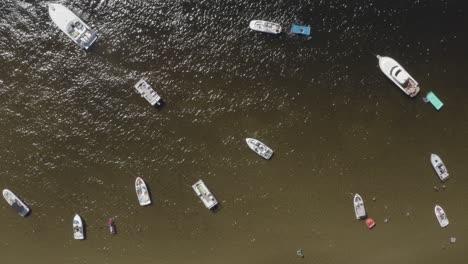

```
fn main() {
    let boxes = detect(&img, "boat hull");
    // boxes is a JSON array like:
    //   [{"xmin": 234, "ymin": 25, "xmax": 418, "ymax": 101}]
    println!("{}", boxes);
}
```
[
  {"xmin": 353, "ymin": 194, "xmax": 366, "ymax": 219},
  {"xmin": 245, "ymin": 138, "xmax": 273, "ymax": 159},
  {"xmin": 135, "ymin": 177, "xmax": 151, "ymax": 206},
  {"xmin": 192, "ymin": 180, "xmax": 218, "ymax": 209},
  {"xmin": 48, "ymin": 3, "xmax": 97, "ymax": 49},
  {"xmin": 434, "ymin": 205, "xmax": 449, "ymax": 227},
  {"xmin": 73, "ymin": 214, "xmax": 85, "ymax": 240},
  {"xmin": 2, "ymin": 189, "xmax": 30, "ymax": 217},
  {"xmin": 249, "ymin": 20, "xmax": 282, "ymax": 34},
  {"xmin": 377, "ymin": 55, "xmax": 420, "ymax": 97},
  {"xmin": 430, "ymin": 154, "xmax": 449, "ymax": 182}
]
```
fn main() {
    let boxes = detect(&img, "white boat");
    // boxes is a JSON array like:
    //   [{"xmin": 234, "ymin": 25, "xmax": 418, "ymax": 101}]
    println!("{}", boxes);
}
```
[
  {"xmin": 192, "ymin": 180, "xmax": 218, "ymax": 210},
  {"xmin": 353, "ymin": 193, "xmax": 366, "ymax": 220},
  {"xmin": 249, "ymin": 20, "xmax": 282, "ymax": 34},
  {"xmin": 134, "ymin": 79, "xmax": 163, "ymax": 107},
  {"xmin": 48, "ymin": 3, "xmax": 98, "ymax": 49},
  {"xmin": 434, "ymin": 205, "xmax": 449, "ymax": 227},
  {"xmin": 2, "ymin": 189, "xmax": 30, "ymax": 217},
  {"xmin": 73, "ymin": 214, "xmax": 85, "ymax": 240},
  {"xmin": 376, "ymin": 55, "xmax": 420, "ymax": 97},
  {"xmin": 135, "ymin": 177, "xmax": 151, "ymax": 206},
  {"xmin": 431, "ymin": 154, "xmax": 449, "ymax": 182},
  {"xmin": 245, "ymin": 138, "xmax": 273, "ymax": 159}
]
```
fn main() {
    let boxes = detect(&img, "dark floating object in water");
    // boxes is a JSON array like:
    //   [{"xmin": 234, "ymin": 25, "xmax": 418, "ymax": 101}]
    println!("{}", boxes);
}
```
[{"xmin": 108, "ymin": 218, "xmax": 117, "ymax": 235}]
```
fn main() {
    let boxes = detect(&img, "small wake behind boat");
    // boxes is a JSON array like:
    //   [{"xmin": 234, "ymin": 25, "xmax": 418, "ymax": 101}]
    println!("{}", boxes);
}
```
[
  {"xmin": 434, "ymin": 205, "xmax": 449, "ymax": 227},
  {"xmin": 48, "ymin": 3, "xmax": 97, "ymax": 50},
  {"xmin": 354, "ymin": 193, "xmax": 366, "ymax": 220},
  {"xmin": 431, "ymin": 154, "xmax": 449, "ymax": 182},
  {"xmin": 246, "ymin": 138, "xmax": 273, "ymax": 159},
  {"xmin": 135, "ymin": 177, "xmax": 151, "ymax": 206},
  {"xmin": 2, "ymin": 189, "xmax": 30, "ymax": 217},
  {"xmin": 73, "ymin": 214, "xmax": 85, "ymax": 240},
  {"xmin": 249, "ymin": 20, "xmax": 282, "ymax": 34},
  {"xmin": 192, "ymin": 180, "xmax": 218, "ymax": 210},
  {"xmin": 377, "ymin": 55, "xmax": 420, "ymax": 97}
]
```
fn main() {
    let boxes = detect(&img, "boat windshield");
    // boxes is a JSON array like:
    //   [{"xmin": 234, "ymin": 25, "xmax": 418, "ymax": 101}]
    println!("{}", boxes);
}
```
[{"xmin": 196, "ymin": 185, "xmax": 208, "ymax": 195}]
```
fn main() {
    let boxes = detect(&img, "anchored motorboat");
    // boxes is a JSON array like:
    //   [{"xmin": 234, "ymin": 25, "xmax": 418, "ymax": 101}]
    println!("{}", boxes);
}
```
[
  {"xmin": 434, "ymin": 205, "xmax": 449, "ymax": 227},
  {"xmin": 135, "ymin": 177, "xmax": 151, "ymax": 206},
  {"xmin": 134, "ymin": 79, "xmax": 163, "ymax": 107},
  {"xmin": 430, "ymin": 153, "xmax": 449, "ymax": 182},
  {"xmin": 249, "ymin": 20, "xmax": 282, "ymax": 34},
  {"xmin": 48, "ymin": 3, "xmax": 98, "ymax": 49},
  {"xmin": 376, "ymin": 55, "xmax": 420, "ymax": 97},
  {"xmin": 246, "ymin": 138, "xmax": 273, "ymax": 159},
  {"xmin": 2, "ymin": 189, "xmax": 30, "ymax": 217},
  {"xmin": 73, "ymin": 214, "xmax": 85, "ymax": 240},
  {"xmin": 353, "ymin": 193, "xmax": 366, "ymax": 220},
  {"xmin": 192, "ymin": 180, "xmax": 218, "ymax": 210}
]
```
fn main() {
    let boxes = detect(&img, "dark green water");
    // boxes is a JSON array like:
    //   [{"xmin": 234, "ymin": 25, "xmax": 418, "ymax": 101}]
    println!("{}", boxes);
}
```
[{"xmin": 1, "ymin": 0, "xmax": 468, "ymax": 263}]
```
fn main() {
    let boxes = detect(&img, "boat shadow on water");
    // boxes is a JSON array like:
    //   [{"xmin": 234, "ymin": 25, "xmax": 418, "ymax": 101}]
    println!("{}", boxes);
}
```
[
  {"xmin": 210, "ymin": 203, "xmax": 222, "ymax": 213},
  {"xmin": 144, "ymin": 182, "xmax": 154, "ymax": 207},
  {"xmin": 81, "ymin": 217, "xmax": 87, "ymax": 240},
  {"xmin": 153, "ymin": 99, "xmax": 166, "ymax": 110}
]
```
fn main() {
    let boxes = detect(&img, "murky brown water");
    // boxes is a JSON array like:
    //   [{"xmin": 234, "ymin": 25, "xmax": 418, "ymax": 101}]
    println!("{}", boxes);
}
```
[{"xmin": 1, "ymin": 0, "xmax": 468, "ymax": 263}]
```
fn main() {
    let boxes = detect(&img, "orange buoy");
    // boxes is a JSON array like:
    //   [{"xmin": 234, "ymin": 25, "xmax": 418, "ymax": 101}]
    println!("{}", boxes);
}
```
[{"xmin": 366, "ymin": 218, "xmax": 376, "ymax": 229}]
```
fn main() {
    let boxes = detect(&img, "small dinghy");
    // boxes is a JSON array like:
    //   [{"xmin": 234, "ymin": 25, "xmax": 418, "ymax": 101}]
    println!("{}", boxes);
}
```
[
  {"xmin": 245, "ymin": 138, "xmax": 274, "ymax": 159},
  {"xmin": 73, "ymin": 214, "xmax": 85, "ymax": 240},
  {"xmin": 2, "ymin": 189, "xmax": 30, "ymax": 217},
  {"xmin": 192, "ymin": 180, "xmax": 218, "ymax": 210},
  {"xmin": 353, "ymin": 193, "xmax": 366, "ymax": 219},
  {"xmin": 135, "ymin": 177, "xmax": 151, "ymax": 206},
  {"xmin": 376, "ymin": 55, "xmax": 420, "ymax": 97},
  {"xmin": 431, "ymin": 154, "xmax": 449, "ymax": 182},
  {"xmin": 48, "ymin": 3, "xmax": 98, "ymax": 49},
  {"xmin": 108, "ymin": 218, "xmax": 117, "ymax": 234},
  {"xmin": 249, "ymin": 20, "xmax": 282, "ymax": 34},
  {"xmin": 434, "ymin": 205, "xmax": 449, "ymax": 227}
]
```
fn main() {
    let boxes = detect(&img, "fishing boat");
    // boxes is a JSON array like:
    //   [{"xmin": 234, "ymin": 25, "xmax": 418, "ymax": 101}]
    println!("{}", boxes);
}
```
[
  {"xmin": 192, "ymin": 180, "xmax": 218, "ymax": 210},
  {"xmin": 108, "ymin": 218, "xmax": 116, "ymax": 234},
  {"xmin": 134, "ymin": 79, "xmax": 163, "ymax": 107},
  {"xmin": 249, "ymin": 20, "xmax": 282, "ymax": 34},
  {"xmin": 2, "ymin": 189, "xmax": 30, "ymax": 217},
  {"xmin": 434, "ymin": 205, "xmax": 449, "ymax": 227},
  {"xmin": 48, "ymin": 3, "xmax": 98, "ymax": 49},
  {"xmin": 73, "ymin": 214, "xmax": 85, "ymax": 240},
  {"xmin": 431, "ymin": 154, "xmax": 449, "ymax": 182},
  {"xmin": 135, "ymin": 177, "xmax": 151, "ymax": 206},
  {"xmin": 353, "ymin": 193, "xmax": 366, "ymax": 219},
  {"xmin": 376, "ymin": 55, "xmax": 420, "ymax": 97},
  {"xmin": 245, "ymin": 138, "xmax": 273, "ymax": 159}
]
